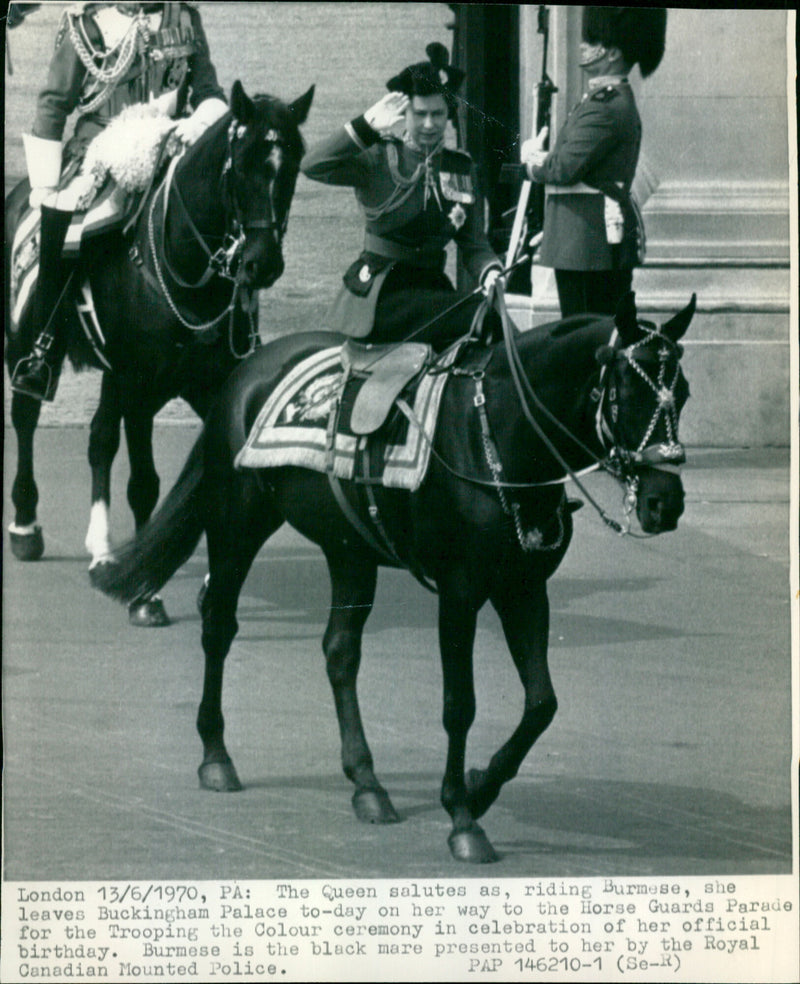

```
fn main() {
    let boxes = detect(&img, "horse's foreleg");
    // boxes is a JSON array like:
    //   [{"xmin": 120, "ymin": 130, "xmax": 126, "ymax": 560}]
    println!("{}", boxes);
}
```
[
  {"xmin": 438, "ymin": 580, "xmax": 498, "ymax": 863},
  {"xmin": 86, "ymin": 378, "xmax": 122, "ymax": 566},
  {"xmin": 8, "ymin": 392, "xmax": 45, "ymax": 560},
  {"xmin": 323, "ymin": 552, "xmax": 398, "ymax": 824},
  {"xmin": 466, "ymin": 577, "xmax": 557, "ymax": 820}
]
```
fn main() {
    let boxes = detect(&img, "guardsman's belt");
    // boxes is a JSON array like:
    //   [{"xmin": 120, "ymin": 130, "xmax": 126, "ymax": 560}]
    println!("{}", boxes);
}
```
[{"xmin": 364, "ymin": 233, "xmax": 445, "ymax": 270}]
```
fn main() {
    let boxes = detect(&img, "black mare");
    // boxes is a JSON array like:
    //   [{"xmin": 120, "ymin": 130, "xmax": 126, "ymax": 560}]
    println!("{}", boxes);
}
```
[
  {"xmin": 4, "ymin": 81, "xmax": 314, "ymax": 625},
  {"xmin": 94, "ymin": 290, "xmax": 696, "ymax": 862}
]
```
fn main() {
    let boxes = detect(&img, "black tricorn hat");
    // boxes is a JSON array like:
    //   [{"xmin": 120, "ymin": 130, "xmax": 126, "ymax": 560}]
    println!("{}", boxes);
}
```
[
  {"xmin": 582, "ymin": 7, "xmax": 668, "ymax": 78},
  {"xmin": 386, "ymin": 43, "xmax": 465, "ymax": 117}
]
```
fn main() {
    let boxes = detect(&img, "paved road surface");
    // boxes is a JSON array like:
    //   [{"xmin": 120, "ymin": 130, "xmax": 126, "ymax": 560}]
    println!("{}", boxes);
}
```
[{"xmin": 2, "ymin": 425, "xmax": 793, "ymax": 880}]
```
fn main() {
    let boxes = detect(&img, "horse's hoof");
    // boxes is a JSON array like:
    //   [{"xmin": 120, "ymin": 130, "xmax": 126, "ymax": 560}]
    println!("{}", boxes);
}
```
[
  {"xmin": 9, "ymin": 525, "xmax": 44, "ymax": 561},
  {"xmin": 199, "ymin": 760, "xmax": 242, "ymax": 792},
  {"xmin": 352, "ymin": 788, "xmax": 400, "ymax": 824},
  {"xmin": 448, "ymin": 825, "xmax": 499, "ymax": 864},
  {"xmin": 128, "ymin": 597, "xmax": 171, "ymax": 628}
]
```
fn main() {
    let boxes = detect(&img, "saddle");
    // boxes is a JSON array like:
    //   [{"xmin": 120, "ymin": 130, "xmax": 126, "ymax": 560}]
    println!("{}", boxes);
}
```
[{"xmin": 340, "ymin": 340, "xmax": 432, "ymax": 434}]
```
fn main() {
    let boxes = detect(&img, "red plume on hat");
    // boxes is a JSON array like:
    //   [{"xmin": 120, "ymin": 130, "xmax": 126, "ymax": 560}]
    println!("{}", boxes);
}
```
[
  {"xmin": 386, "ymin": 43, "xmax": 465, "ymax": 117},
  {"xmin": 582, "ymin": 7, "xmax": 668, "ymax": 78}
]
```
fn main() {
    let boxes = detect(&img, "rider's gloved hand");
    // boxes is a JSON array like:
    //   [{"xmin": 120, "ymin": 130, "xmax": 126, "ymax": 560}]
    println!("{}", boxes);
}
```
[
  {"xmin": 23, "ymin": 134, "xmax": 62, "ymax": 208},
  {"xmin": 481, "ymin": 267, "xmax": 505, "ymax": 297},
  {"xmin": 174, "ymin": 97, "xmax": 229, "ymax": 146},
  {"xmin": 364, "ymin": 92, "xmax": 410, "ymax": 136},
  {"xmin": 521, "ymin": 126, "xmax": 549, "ymax": 176}
]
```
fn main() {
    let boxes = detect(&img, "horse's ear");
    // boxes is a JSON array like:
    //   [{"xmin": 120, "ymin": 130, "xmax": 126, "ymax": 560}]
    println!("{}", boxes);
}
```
[
  {"xmin": 289, "ymin": 85, "xmax": 315, "ymax": 125},
  {"xmin": 661, "ymin": 293, "xmax": 696, "ymax": 343},
  {"xmin": 230, "ymin": 80, "xmax": 255, "ymax": 125},
  {"xmin": 614, "ymin": 291, "xmax": 639, "ymax": 346}
]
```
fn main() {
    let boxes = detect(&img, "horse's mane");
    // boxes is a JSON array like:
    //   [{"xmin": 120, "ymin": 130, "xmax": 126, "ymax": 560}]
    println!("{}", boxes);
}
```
[{"xmin": 547, "ymin": 313, "xmax": 613, "ymax": 339}]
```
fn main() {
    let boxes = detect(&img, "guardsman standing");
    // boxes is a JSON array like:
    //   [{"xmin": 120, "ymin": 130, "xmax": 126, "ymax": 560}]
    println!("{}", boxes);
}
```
[
  {"xmin": 522, "ymin": 7, "xmax": 667, "ymax": 318},
  {"xmin": 12, "ymin": 2, "xmax": 227, "ymax": 402},
  {"xmin": 300, "ymin": 43, "xmax": 504, "ymax": 349}
]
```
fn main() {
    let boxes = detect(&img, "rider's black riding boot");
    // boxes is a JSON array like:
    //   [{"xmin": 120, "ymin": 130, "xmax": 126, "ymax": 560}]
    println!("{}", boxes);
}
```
[{"xmin": 11, "ymin": 206, "xmax": 74, "ymax": 402}]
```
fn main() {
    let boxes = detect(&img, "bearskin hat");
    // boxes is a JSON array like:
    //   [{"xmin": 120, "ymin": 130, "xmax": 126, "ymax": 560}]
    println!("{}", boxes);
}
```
[
  {"xmin": 386, "ymin": 43, "xmax": 465, "ymax": 118},
  {"xmin": 582, "ymin": 7, "xmax": 668, "ymax": 78}
]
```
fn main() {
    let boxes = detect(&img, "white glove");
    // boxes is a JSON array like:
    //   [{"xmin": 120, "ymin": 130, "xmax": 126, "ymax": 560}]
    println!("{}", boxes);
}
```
[
  {"xmin": 174, "ymin": 97, "xmax": 228, "ymax": 146},
  {"xmin": 481, "ymin": 267, "xmax": 505, "ymax": 296},
  {"xmin": 364, "ymin": 92, "xmax": 410, "ymax": 135},
  {"xmin": 521, "ymin": 125, "xmax": 549, "ymax": 169},
  {"xmin": 24, "ymin": 133, "xmax": 62, "ymax": 208}
]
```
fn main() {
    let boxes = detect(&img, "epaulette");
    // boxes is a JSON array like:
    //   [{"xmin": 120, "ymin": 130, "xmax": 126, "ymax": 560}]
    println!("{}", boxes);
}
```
[
  {"xmin": 590, "ymin": 85, "xmax": 622, "ymax": 104},
  {"xmin": 56, "ymin": 5, "xmax": 87, "ymax": 49},
  {"xmin": 441, "ymin": 146, "xmax": 473, "ymax": 174}
]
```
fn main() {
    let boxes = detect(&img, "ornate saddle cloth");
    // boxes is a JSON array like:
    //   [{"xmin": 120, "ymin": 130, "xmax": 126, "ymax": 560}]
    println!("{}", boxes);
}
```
[
  {"xmin": 234, "ymin": 343, "xmax": 461, "ymax": 491},
  {"xmin": 9, "ymin": 109, "xmax": 177, "ymax": 331},
  {"xmin": 8, "ymin": 184, "xmax": 128, "ymax": 333}
]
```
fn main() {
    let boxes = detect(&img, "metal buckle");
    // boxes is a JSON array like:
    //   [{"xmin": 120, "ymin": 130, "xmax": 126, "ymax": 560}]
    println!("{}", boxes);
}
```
[{"xmin": 210, "ymin": 232, "xmax": 245, "ymax": 280}]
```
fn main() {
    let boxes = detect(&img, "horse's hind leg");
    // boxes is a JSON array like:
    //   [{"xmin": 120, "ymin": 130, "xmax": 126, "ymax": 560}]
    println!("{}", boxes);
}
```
[
  {"xmin": 8, "ymin": 392, "xmax": 45, "ymax": 560},
  {"xmin": 123, "ymin": 411, "xmax": 160, "ymax": 529},
  {"xmin": 466, "ymin": 575, "xmax": 557, "ymax": 821},
  {"xmin": 122, "ymin": 409, "xmax": 171, "ymax": 627},
  {"xmin": 197, "ymin": 474, "xmax": 283, "ymax": 792},
  {"xmin": 323, "ymin": 550, "xmax": 398, "ymax": 824}
]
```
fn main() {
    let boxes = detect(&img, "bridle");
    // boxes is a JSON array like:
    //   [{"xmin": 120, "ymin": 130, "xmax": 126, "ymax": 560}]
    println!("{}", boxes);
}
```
[
  {"xmin": 415, "ymin": 289, "xmax": 687, "ymax": 545},
  {"xmin": 493, "ymin": 290, "xmax": 686, "ymax": 539},
  {"xmin": 221, "ymin": 119, "xmax": 290, "ymax": 250},
  {"xmin": 145, "ymin": 115, "xmax": 290, "ymax": 347},
  {"xmin": 594, "ymin": 323, "xmax": 686, "ymax": 476}
]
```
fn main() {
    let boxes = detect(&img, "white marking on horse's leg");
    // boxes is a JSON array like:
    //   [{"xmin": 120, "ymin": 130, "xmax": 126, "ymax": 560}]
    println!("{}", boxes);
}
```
[
  {"xmin": 85, "ymin": 501, "xmax": 114, "ymax": 567},
  {"xmin": 8, "ymin": 521, "xmax": 39, "ymax": 536}
]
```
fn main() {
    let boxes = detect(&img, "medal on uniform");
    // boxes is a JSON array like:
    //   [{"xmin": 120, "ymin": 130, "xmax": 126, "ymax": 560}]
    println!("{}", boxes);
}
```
[
  {"xmin": 358, "ymin": 264, "xmax": 371, "ymax": 283},
  {"xmin": 448, "ymin": 203, "xmax": 466, "ymax": 230}
]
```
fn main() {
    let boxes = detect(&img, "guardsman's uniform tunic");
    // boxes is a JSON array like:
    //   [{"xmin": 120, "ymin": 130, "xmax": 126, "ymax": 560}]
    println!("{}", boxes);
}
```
[
  {"xmin": 528, "ymin": 77, "xmax": 641, "ymax": 315},
  {"xmin": 301, "ymin": 113, "xmax": 502, "ymax": 345}
]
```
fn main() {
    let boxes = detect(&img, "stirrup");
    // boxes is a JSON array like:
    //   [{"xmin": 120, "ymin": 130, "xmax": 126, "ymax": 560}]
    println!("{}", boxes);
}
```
[{"xmin": 10, "ymin": 355, "xmax": 58, "ymax": 402}]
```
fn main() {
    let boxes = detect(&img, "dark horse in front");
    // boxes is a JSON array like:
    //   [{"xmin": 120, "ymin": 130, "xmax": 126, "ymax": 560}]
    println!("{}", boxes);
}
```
[
  {"xmin": 5, "ymin": 81, "xmax": 313, "ymax": 623},
  {"xmin": 94, "ymin": 290, "xmax": 695, "ymax": 862}
]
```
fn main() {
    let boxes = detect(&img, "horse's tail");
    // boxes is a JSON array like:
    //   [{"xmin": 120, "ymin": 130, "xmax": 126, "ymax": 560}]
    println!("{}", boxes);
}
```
[{"xmin": 92, "ymin": 434, "xmax": 206, "ymax": 604}]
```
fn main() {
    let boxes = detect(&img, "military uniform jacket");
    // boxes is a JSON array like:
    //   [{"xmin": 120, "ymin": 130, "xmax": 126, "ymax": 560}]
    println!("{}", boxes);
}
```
[
  {"xmin": 33, "ymin": 2, "xmax": 224, "ymax": 147},
  {"xmin": 301, "ymin": 114, "xmax": 501, "ymax": 291},
  {"xmin": 530, "ymin": 80, "xmax": 641, "ymax": 271}
]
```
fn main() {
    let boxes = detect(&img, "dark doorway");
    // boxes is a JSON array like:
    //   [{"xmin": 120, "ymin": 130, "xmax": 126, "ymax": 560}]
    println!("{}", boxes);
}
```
[{"xmin": 450, "ymin": 3, "xmax": 527, "ymax": 290}]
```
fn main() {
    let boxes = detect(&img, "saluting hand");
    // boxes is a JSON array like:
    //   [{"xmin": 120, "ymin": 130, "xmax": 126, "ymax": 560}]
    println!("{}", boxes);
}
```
[{"xmin": 365, "ymin": 92, "xmax": 410, "ymax": 135}]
